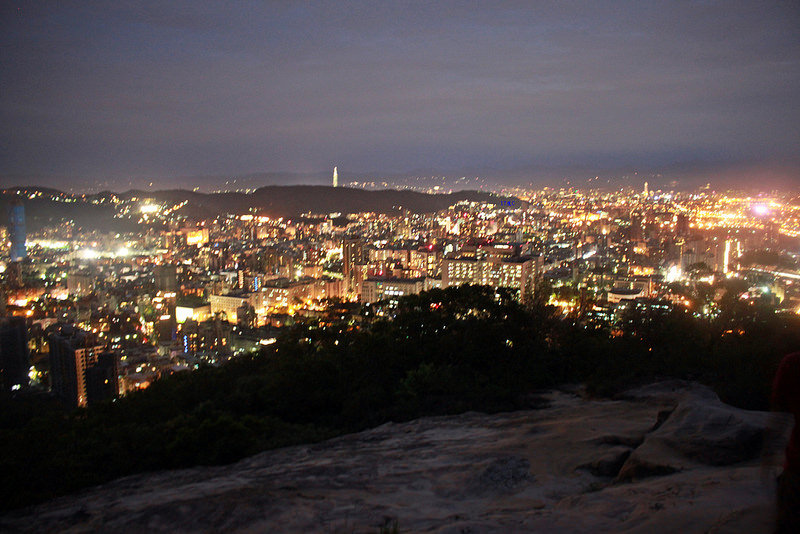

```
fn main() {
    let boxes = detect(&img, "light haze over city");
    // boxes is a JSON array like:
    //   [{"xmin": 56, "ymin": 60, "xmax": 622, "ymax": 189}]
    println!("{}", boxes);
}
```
[{"xmin": 1, "ymin": 1, "xmax": 798, "ymax": 191}]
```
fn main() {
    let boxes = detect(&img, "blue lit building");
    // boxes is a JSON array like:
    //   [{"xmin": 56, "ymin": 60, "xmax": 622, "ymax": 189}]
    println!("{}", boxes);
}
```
[{"xmin": 8, "ymin": 201, "xmax": 26, "ymax": 261}]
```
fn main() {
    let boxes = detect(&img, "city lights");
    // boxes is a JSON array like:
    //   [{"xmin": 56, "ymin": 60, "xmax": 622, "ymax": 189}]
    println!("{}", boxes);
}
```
[
  {"xmin": 752, "ymin": 204, "xmax": 770, "ymax": 216},
  {"xmin": 2, "ymin": 3, "xmax": 799, "ymax": 528}
]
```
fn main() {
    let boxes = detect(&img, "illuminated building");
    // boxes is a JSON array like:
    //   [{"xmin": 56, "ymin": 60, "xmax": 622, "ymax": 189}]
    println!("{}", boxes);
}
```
[
  {"xmin": 179, "ymin": 318, "xmax": 232, "ymax": 356},
  {"xmin": 442, "ymin": 255, "xmax": 541, "ymax": 300},
  {"xmin": 607, "ymin": 287, "xmax": 645, "ymax": 303},
  {"xmin": 237, "ymin": 303, "xmax": 256, "ymax": 328},
  {"xmin": 67, "ymin": 271, "xmax": 93, "ymax": 296},
  {"xmin": 175, "ymin": 303, "xmax": 212, "ymax": 324},
  {"xmin": 361, "ymin": 276, "xmax": 426, "ymax": 304},
  {"xmin": 48, "ymin": 325, "xmax": 111, "ymax": 407},
  {"xmin": 679, "ymin": 237, "xmax": 739, "ymax": 274},
  {"xmin": 442, "ymin": 257, "xmax": 479, "ymax": 287},
  {"xmin": 410, "ymin": 247, "xmax": 442, "ymax": 277},
  {"xmin": 153, "ymin": 264, "xmax": 178, "ymax": 292},
  {"xmin": 184, "ymin": 228, "xmax": 209, "ymax": 247},
  {"xmin": 368, "ymin": 245, "xmax": 443, "ymax": 278},
  {"xmin": 261, "ymin": 277, "xmax": 325, "ymax": 308},
  {"xmin": 333, "ymin": 166, "xmax": 338, "ymax": 188},
  {"xmin": 675, "ymin": 214, "xmax": 689, "ymax": 236},
  {"xmin": 8, "ymin": 200, "xmax": 26, "ymax": 262},
  {"xmin": 318, "ymin": 277, "xmax": 343, "ymax": 300},
  {"xmin": 629, "ymin": 214, "xmax": 643, "ymax": 241},
  {"xmin": 210, "ymin": 291, "xmax": 264, "ymax": 323},
  {"xmin": 343, "ymin": 238, "xmax": 367, "ymax": 296}
]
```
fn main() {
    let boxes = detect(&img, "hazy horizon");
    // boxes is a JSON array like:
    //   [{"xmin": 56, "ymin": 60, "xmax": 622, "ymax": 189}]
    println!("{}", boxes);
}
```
[
  {"xmin": 2, "ymin": 159, "xmax": 799, "ymax": 194},
  {"xmin": 2, "ymin": 2, "xmax": 798, "ymax": 190}
]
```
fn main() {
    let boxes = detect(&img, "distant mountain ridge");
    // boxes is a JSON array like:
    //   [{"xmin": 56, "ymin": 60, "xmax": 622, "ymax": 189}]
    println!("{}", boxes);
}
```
[
  {"xmin": 3, "ymin": 160, "xmax": 798, "ymax": 194},
  {"xmin": 1, "ymin": 186, "xmax": 502, "ymax": 232},
  {"xmin": 125, "ymin": 186, "xmax": 500, "ymax": 218}
]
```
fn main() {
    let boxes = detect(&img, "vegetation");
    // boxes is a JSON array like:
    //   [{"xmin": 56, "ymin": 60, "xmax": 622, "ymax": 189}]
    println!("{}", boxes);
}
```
[{"xmin": 2, "ymin": 285, "xmax": 798, "ymax": 511}]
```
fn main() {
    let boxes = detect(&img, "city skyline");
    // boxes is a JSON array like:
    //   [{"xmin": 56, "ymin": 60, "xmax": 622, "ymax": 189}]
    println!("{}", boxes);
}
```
[
  {"xmin": 4, "ymin": 2, "xmax": 800, "ymax": 528},
  {"xmin": 1, "ymin": 2, "xmax": 798, "ymax": 189}
]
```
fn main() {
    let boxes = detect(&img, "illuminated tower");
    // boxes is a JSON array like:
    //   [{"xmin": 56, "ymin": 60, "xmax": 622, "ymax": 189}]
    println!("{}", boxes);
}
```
[
  {"xmin": 643, "ymin": 182, "xmax": 649, "ymax": 198},
  {"xmin": 8, "ymin": 200, "xmax": 26, "ymax": 262},
  {"xmin": 333, "ymin": 166, "xmax": 338, "ymax": 188},
  {"xmin": 723, "ymin": 239, "xmax": 731, "ymax": 274}
]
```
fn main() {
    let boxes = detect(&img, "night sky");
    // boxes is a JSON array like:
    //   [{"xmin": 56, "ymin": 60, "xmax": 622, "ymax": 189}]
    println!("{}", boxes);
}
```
[{"xmin": 1, "ymin": 2, "xmax": 799, "ymax": 188}]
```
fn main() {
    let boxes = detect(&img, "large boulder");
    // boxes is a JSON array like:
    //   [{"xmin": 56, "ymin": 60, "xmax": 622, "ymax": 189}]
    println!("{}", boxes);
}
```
[{"xmin": 617, "ymin": 389, "xmax": 774, "ymax": 481}]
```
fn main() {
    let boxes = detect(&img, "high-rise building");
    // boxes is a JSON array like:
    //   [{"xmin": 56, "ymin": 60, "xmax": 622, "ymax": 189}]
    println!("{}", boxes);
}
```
[
  {"xmin": 442, "ymin": 255, "xmax": 542, "ymax": 301},
  {"xmin": 0, "ymin": 317, "xmax": 30, "ymax": 391},
  {"xmin": 679, "ymin": 237, "xmax": 738, "ymax": 274},
  {"xmin": 209, "ymin": 290, "xmax": 264, "ymax": 323},
  {"xmin": 49, "ymin": 325, "xmax": 108, "ymax": 407},
  {"xmin": 361, "ymin": 277, "xmax": 426, "ymax": 304},
  {"xmin": 343, "ymin": 238, "xmax": 366, "ymax": 296},
  {"xmin": 179, "ymin": 317, "xmax": 232, "ymax": 355},
  {"xmin": 84, "ymin": 352, "xmax": 119, "ymax": 405},
  {"xmin": 8, "ymin": 200, "xmax": 26, "ymax": 262},
  {"xmin": 333, "ymin": 166, "xmax": 338, "ymax": 188},
  {"xmin": 675, "ymin": 213, "xmax": 690, "ymax": 237},
  {"xmin": 629, "ymin": 214, "xmax": 643, "ymax": 241},
  {"xmin": 153, "ymin": 264, "xmax": 178, "ymax": 292},
  {"xmin": 67, "ymin": 270, "xmax": 94, "ymax": 296}
]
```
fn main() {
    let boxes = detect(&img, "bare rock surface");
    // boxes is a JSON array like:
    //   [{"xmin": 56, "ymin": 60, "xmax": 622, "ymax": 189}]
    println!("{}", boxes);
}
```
[
  {"xmin": 1, "ymin": 383, "xmax": 784, "ymax": 533},
  {"xmin": 616, "ymin": 383, "xmax": 777, "ymax": 482}
]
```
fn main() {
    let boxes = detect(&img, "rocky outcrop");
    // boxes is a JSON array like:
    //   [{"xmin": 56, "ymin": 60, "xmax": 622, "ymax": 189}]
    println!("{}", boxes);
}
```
[
  {"xmin": 616, "ymin": 382, "xmax": 779, "ymax": 482},
  {"xmin": 1, "ymin": 382, "xmax": 788, "ymax": 533}
]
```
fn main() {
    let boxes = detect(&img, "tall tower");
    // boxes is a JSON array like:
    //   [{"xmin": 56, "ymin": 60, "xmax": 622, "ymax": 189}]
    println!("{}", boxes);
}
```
[
  {"xmin": 643, "ymin": 182, "xmax": 649, "ymax": 198},
  {"xmin": 333, "ymin": 166, "xmax": 338, "ymax": 188},
  {"xmin": 8, "ymin": 200, "xmax": 26, "ymax": 262}
]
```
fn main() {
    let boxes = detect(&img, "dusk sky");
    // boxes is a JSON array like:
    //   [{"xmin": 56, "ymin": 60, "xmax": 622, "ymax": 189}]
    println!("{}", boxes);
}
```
[{"xmin": 1, "ymin": 1, "xmax": 799, "ymax": 187}]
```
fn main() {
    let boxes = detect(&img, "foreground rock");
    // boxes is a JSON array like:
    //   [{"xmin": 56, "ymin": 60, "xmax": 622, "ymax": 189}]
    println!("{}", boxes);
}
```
[{"xmin": 1, "ymin": 382, "xmax": 787, "ymax": 533}]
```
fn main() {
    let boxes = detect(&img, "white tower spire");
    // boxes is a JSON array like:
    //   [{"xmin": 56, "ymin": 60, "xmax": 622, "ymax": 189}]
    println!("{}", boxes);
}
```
[{"xmin": 333, "ymin": 166, "xmax": 338, "ymax": 188}]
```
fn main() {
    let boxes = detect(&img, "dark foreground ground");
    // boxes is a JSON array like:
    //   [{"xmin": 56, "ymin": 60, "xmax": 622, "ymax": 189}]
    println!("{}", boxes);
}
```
[{"xmin": 1, "ymin": 381, "xmax": 788, "ymax": 533}]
